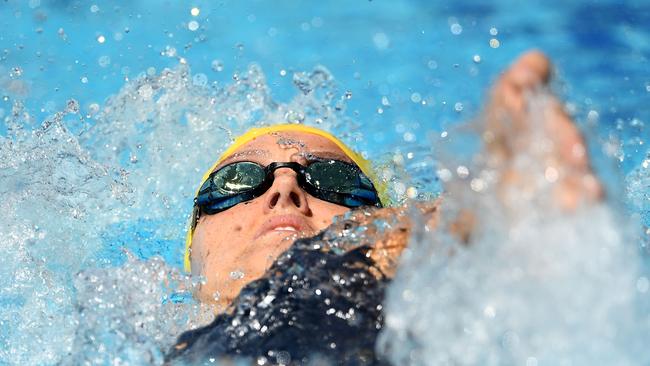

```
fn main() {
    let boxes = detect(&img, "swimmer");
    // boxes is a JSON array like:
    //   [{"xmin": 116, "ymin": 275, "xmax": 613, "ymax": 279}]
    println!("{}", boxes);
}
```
[{"xmin": 186, "ymin": 50, "xmax": 604, "ymax": 312}]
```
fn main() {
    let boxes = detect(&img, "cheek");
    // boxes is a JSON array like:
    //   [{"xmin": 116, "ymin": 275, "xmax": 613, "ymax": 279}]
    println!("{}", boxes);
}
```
[
  {"xmin": 308, "ymin": 199, "xmax": 350, "ymax": 230},
  {"xmin": 191, "ymin": 208, "xmax": 254, "ymax": 270}
]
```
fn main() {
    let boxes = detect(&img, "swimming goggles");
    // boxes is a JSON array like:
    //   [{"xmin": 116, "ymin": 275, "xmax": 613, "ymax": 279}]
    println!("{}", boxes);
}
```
[{"xmin": 193, "ymin": 159, "xmax": 382, "ymax": 223}]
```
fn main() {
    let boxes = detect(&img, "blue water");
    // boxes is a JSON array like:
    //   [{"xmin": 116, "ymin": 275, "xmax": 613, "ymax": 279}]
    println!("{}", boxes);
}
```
[{"xmin": 1, "ymin": 0, "xmax": 650, "ymax": 364}]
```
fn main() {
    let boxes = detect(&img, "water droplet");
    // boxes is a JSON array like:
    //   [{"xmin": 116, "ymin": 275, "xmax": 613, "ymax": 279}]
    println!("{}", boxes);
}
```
[
  {"xmin": 66, "ymin": 99, "xmax": 79, "ymax": 113},
  {"xmin": 406, "ymin": 186, "xmax": 418, "ymax": 199},
  {"xmin": 489, "ymin": 38, "xmax": 500, "ymax": 48},
  {"xmin": 98, "ymin": 55, "xmax": 111, "ymax": 67},
  {"xmin": 211, "ymin": 59, "xmax": 223, "ymax": 72},
  {"xmin": 311, "ymin": 17, "xmax": 323, "ymax": 27},
  {"xmin": 373, "ymin": 32, "xmax": 390, "ymax": 50},
  {"xmin": 137, "ymin": 84, "xmax": 153, "ymax": 100},
  {"xmin": 450, "ymin": 23, "xmax": 462, "ymax": 35},
  {"xmin": 10, "ymin": 66, "xmax": 23, "ymax": 78},
  {"xmin": 188, "ymin": 20, "xmax": 199, "ymax": 31},
  {"xmin": 637, "ymin": 276, "xmax": 649, "ymax": 293},
  {"xmin": 456, "ymin": 165, "xmax": 469, "ymax": 178},
  {"xmin": 190, "ymin": 7, "xmax": 200, "ymax": 16},
  {"xmin": 229, "ymin": 270, "xmax": 245, "ymax": 280}
]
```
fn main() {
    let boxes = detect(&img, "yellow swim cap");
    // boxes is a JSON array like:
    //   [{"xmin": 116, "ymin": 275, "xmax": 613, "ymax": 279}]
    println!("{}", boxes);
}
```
[{"xmin": 184, "ymin": 123, "xmax": 387, "ymax": 272}]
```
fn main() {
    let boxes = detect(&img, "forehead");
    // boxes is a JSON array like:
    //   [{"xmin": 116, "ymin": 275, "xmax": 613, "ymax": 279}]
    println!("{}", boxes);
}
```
[{"xmin": 227, "ymin": 131, "xmax": 349, "ymax": 159}]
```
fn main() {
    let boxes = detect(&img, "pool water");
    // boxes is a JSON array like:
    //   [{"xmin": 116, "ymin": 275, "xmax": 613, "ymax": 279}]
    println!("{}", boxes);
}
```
[{"xmin": 1, "ymin": 0, "xmax": 649, "ymax": 364}]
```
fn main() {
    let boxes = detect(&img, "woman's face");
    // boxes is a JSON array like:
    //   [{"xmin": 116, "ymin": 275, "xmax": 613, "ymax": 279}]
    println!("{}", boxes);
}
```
[{"xmin": 191, "ymin": 131, "xmax": 352, "ymax": 310}]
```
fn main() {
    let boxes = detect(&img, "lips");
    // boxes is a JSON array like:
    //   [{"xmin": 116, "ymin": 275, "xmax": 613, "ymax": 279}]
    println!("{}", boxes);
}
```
[{"xmin": 254, "ymin": 215, "xmax": 314, "ymax": 240}]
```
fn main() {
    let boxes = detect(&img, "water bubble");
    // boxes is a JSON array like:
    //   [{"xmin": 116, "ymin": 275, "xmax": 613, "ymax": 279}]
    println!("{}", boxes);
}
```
[
  {"xmin": 98, "ymin": 55, "xmax": 111, "ymax": 67},
  {"xmin": 247, "ymin": 14, "xmax": 256, "ymax": 22},
  {"xmin": 90, "ymin": 4, "xmax": 99, "ymax": 13},
  {"xmin": 279, "ymin": 69, "xmax": 287, "ymax": 76},
  {"xmin": 188, "ymin": 21, "xmax": 199, "ymax": 32},
  {"xmin": 490, "ymin": 27, "xmax": 498, "ymax": 35},
  {"xmin": 489, "ymin": 38, "xmax": 500, "ymax": 48},
  {"xmin": 450, "ymin": 23, "xmax": 462, "ymax": 35},
  {"xmin": 114, "ymin": 32, "xmax": 123, "ymax": 41},
  {"xmin": 211, "ymin": 59, "xmax": 223, "ymax": 72},
  {"xmin": 192, "ymin": 73, "xmax": 208, "ymax": 87},
  {"xmin": 301, "ymin": 22, "xmax": 310, "ymax": 31},
  {"xmin": 81, "ymin": 76, "xmax": 88, "ymax": 84},
  {"xmin": 645, "ymin": 82, "xmax": 650, "ymax": 92},
  {"xmin": 473, "ymin": 54, "xmax": 481, "ymax": 63},
  {"xmin": 146, "ymin": 67, "xmax": 156, "ymax": 76},
  {"xmin": 381, "ymin": 96, "xmax": 391, "ymax": 107},
  {"xmin": 454, "ymin": 102, "xmax": 463, "ymax": 112},
  {"xmin": 403, "ymin": 132, "xmax": 415, "ymax": 142},
  {"xmin": 10, "ymin": 66, "xmax": 23, "ymax": 78},
  {"xmin": 190, "ymin": 7, "xmax": 200, "ymax": 16},
  {"xmin": 344, "ymin": 91, "xmax": 352, "ymax": 99},
  {"xmin": 410, "ymin": 93, "xmax": 422, "ymax": 103},
  {"xmin": 373, "ymin": 32, "xmax": 390, "ymax": 50},
  {"xmin": 28, "ymin": 0, "xmax": 40, "ymax": 8},
  {"xmin": 427, "ymin": 60, "xmax": 438, "ymax": 69},
  {"xmin": 268, "ymin": 27, "xmax": 278, "ymax": 37}
]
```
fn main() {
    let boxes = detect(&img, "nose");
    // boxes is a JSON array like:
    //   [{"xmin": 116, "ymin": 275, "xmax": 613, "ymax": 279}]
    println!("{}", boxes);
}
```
[{"xmin": 263, "ymin": 168, "xmax": 311, "ymax": 214}]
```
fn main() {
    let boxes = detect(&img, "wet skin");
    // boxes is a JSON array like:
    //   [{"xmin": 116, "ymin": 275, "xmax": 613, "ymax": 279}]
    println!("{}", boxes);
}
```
[
  {"xmin": 191, "ymin": 50, "xmax": 604, "ymax": 312},
  {"xmin": 190, "ymin": 131, "xmax": 352, "ymax": 310}
]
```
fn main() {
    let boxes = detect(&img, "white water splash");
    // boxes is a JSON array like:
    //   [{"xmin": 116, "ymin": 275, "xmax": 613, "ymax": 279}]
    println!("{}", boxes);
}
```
[{"xmin": 378, "ymin": 92, "xmax": 650, "ymax": 365}]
